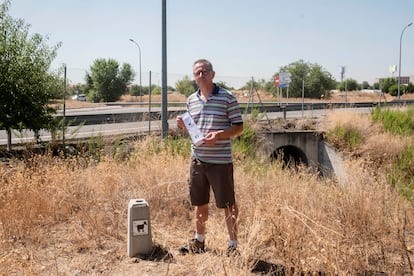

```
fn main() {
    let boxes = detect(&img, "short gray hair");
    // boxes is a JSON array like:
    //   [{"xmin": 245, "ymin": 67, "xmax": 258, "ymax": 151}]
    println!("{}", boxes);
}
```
[{"xmin": 193, "ymin": 59, "xmax": 213, "ymax": 71}]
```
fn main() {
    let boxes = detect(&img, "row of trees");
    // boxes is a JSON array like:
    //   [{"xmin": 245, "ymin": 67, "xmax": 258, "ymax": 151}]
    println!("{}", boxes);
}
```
[
  {"xmin": 83, "ymin": 59, "xmax": 414, "ymax": 102},
  {"xmin": 172, "ymin": 60, "xmax": 413, "ymax": 99},
  {"xmin": 375, "ymin": 78, "xmax": 414, "ymax": 96}
]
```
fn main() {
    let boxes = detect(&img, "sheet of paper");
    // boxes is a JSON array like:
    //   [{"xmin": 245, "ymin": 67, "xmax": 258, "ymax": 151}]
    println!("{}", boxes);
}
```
[{"xmin": 182, "ymin": 112, "xmax": 204, "ymax": 146}]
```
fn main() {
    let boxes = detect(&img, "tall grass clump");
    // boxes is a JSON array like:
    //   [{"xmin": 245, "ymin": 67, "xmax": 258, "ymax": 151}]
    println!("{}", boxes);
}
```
[
  {"xmin": 372, "ymin": 106, "xmax": 414, "ymax": 135},
  {"xmin": 387, "ymin": 142, "xmax": 414, "ymax": 200},
  {"xmin": 371, "ymin": 106, "xmax": 414, "ymax": 199},
  {"xmin": 321, "ymin": 110, "xmax": 368, "ymax": 153},
  {"xmin": 233, "ymin": 109, "xmax": 268, "ymax": 160},
  {"xmin": 326, "ymin": 125, "xmax": 362, "ymax": 151},
  {"xmin": 233, "ymin": 122, "xmax": 257, "ymax": 159}
]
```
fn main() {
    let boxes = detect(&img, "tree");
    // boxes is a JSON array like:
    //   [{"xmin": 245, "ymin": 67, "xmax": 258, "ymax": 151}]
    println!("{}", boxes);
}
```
[
  {"xmin": 151, "ymin": 85, "xmax": 162, "ymax": 95},
  {"xmin": 338, "ymin": 78, "xmax": 359, "ymax": 91},
  {"xmin": 0, "ymin": 0, "xmax": 62, "ymax": 150},
  {"xmin": 306, "ymin": 64, "xmax": 336, "ymax": 98},
  {"xmin": 216, "ymin": 80, "xmax": 235, "ymax": 91},
  {"xmin": 240, "ymin": 78, "xmax": 266, "ymax": 91},
  {"xmin": 269, "ymin": 60, "xmax": 336, "ymax": 99},
  {"xmin": 361, "ymin": 81, "xmax": 370, "ymax": 90},
  {"xmin": 380, "ymin": 78, "xmax": 397, "ymax": 93},
  {"xmin": 85, "ymin": 58, "xmax": 134, "ymax": 102},
  {"xmin": 389, "ymin": 83, "xmax": 406, "ymax": 96},
  {"xmin": 407, "ymin": 83, "xmax": 414, "ymax": 94},
  {"xmin": 175, "ymin": 75, "xmax": 196, "ymax": 97}
]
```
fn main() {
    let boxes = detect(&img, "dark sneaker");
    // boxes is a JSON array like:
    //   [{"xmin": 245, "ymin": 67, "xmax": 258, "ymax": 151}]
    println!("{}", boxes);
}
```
[
  {"xmin": 226, "ymin": 245, "xmax": 238, "ymax": 257},
  {"xmin": 178, "ymin": 238, "xmax": 205, "ymax": 254}
]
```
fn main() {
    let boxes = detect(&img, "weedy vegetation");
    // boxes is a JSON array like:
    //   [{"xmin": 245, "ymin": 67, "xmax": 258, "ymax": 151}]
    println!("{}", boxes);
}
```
[{"xmin": 1, "ymin": 107, "xmax": 414, "ymax": 275}]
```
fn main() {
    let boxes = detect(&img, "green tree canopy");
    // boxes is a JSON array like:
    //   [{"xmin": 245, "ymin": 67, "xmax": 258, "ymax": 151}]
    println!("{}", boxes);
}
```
[
  {"xmin": 240, "ymin": 78, "xmax": 266, "ymax": 91},
  {"xmin": 0, "ymin": 0, "xmax": 62, "ymax": 149},
  {"xmin": 129, "ymin": 84, "xmax": 162, "ymax": 96},
  {"xmin": 175, "ymin": 75, "xmax": 196, "ymax": 97},
  {"xmin": 389, "ymin": 83, "xmax": 406, "ymax": 96},
  {"xmin": 361, "ymin": 81, "xmax": 370, "ymax": 90},
  {"xmin": 380, "ymin": 78, "xmax": 397, "ymax": 93},
  {"xmin": 85, "ymin": 58, "xmax": 134, "ymax": 102},
  {"xmin": 215, "ymin": 80, "xmax": 235, "ymax": 91},
  {"xmin": 264, "ymin": 60, "xmax": 336, "ymax": 99},
  {"xmin": 338, "ymin": 78, "xmax": 359, "ymax": 91}
]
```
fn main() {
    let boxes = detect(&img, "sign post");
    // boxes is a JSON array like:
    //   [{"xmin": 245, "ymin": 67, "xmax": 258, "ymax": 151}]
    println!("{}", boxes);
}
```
[{"xmin": 277, "ymin": 72, "xmax": 291, "ymax": 105}]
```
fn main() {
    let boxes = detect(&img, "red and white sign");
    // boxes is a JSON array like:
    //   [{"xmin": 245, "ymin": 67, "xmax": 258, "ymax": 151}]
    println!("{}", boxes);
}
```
[
  {"xmin": 275, "ymin": 72, "xmax": 291, "ymax": 87},
  {"xmin": 274, "ymin": 75, "xmax": 280, "ymax": 86}
]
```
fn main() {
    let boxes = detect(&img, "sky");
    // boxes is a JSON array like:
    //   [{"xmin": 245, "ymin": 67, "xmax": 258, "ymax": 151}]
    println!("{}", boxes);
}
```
[{"xmin": 7, "ymin": 0, "xmax": 414, "ymax": 89}]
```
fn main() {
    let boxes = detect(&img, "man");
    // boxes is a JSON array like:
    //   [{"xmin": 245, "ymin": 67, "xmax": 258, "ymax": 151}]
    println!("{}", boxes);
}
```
[{"xmin": 176, "ymin": 59, "xmax": 244, "ymax": 256}]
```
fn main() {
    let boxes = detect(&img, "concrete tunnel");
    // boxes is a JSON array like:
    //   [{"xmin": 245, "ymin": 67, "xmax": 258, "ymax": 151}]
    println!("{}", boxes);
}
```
[{"xmin": 270, "ymin": 145, "xmax": 309, "ymax": 168}]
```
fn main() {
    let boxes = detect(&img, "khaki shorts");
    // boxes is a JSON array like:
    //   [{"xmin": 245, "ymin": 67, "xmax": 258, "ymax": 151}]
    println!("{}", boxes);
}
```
[{"xmin": 189, "ymin": 157, "xmax": 235, "ymax": 208}]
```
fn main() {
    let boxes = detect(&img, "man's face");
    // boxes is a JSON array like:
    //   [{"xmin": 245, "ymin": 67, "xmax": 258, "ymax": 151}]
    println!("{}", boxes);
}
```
[{"xmin": 193, "ymin": 62, "xmax": 215, "ymax": 87}]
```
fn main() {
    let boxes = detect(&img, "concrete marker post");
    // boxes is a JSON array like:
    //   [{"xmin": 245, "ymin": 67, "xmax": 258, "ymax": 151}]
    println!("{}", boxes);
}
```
[{"xmin": 127, "ymin": 199, "xmax": 153, "ymax": 257}]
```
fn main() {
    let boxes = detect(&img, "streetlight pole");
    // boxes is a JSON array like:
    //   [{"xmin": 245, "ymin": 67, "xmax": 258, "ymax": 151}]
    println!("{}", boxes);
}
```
[
  {"xmin": 129, "ymin": 38, "xmax": 142, "ymax": 102},
  {"xmin": 161, "ymin": 0, "xmax": 168, "ymax": 138},
  {"xmin": 397, "ymin": 22, "xmax": 412, "ymax": 101}
]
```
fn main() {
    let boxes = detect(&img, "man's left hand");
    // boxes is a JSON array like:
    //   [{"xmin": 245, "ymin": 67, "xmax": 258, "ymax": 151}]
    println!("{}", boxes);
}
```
[{"xmin": 203, "ymin": 131, "xmax": 222, "ymax": 145}]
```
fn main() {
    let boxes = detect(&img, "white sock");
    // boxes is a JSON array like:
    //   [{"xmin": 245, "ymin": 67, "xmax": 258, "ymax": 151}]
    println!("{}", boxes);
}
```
[
  {"xmin": 229, "ymin": 240, "xmax": 238, "ymax": 248},
  {"xmin": 195, "ymin": 233, "xmax": 205, "ymax": 242}
]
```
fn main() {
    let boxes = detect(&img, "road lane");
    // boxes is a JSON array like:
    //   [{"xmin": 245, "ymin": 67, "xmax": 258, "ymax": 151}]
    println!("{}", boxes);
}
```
[{"xmin": 0, "ymin": 107, "xmax": 373, "ymax": 146}]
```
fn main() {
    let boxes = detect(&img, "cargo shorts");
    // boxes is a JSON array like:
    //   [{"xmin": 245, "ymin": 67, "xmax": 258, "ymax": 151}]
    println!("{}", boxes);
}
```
[{"xmin": 189, "ymin": 157, "xmax": 236, "ymax": 208}]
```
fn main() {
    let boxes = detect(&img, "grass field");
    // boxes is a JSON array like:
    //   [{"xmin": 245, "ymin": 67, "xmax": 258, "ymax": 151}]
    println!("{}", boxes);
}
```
[{"xmin": 1, "ymin": 94, "xmax": 414, "ymax": 275}]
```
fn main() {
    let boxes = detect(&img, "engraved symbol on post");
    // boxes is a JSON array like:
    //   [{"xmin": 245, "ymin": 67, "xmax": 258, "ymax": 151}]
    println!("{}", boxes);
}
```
[{"xmin": 132, "ymin": 220, "xmax": 148, "ymax": 236}]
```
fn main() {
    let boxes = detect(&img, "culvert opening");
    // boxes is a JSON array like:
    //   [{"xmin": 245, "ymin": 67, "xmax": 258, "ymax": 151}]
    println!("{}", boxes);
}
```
[{"xmin": 270, "ymin": 145, "xmax": 309, "ymax": 169}]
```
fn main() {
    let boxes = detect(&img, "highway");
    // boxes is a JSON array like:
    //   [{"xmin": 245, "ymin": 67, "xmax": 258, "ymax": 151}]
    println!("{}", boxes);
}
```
[{"xmin": 0, "ymin": 104, "xmax": 375, "ymax": 146}]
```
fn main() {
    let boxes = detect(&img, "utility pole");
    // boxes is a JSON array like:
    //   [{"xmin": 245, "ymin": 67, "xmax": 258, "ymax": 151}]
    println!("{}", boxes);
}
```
[
  {"xmin": 397, "ymin": 22, "xmax": 413, "ymax": 101},
  {"xmin": 129, "ymin": 38, "xmax": 142, "ymax": 102},
  {"xmin": 63, "ymin": 64, "xmax": 66, "ymax": 150},
  {"xmin": 340, "ymin": 66, "xmax": 346, "ymax": 105},
  {"xmin": 161, "ymin": 0, "xmax": 168, "ymax": 138}
]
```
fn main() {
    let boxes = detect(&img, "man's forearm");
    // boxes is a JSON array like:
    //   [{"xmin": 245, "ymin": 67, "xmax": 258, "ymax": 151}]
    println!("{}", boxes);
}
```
[{"xmin": 217, "ymin": 124, "xmax": 243, "ymax": 140}]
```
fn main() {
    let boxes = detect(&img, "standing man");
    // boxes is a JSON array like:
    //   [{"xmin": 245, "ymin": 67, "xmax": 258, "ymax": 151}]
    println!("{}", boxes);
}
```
[{"xmin": 176, "ymin": 59, "xmax": 244, "ymax": 256}]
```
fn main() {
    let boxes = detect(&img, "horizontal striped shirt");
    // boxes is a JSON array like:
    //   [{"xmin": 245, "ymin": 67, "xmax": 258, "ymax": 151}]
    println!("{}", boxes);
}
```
[{"xmin": 187, "ymin": 84, "xmax": 243, "ymax": 164}]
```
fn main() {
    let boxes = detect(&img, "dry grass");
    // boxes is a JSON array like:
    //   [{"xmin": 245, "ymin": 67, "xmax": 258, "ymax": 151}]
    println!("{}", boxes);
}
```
[
  {"xmin": 1, "ymin": 108, "xmax": 414, "ymax": 275},
  {"xmin": 319, "ymin": 108, "xmax": 412, "ymax": 169},
  {"xmin": 3, "ymin": 94, "xmax": 414, "ymax": 275}
]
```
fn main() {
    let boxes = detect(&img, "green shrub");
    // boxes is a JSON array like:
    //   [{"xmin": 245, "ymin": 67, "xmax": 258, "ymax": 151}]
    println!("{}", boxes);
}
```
[
  {"xmin": 372, "ymin": 107, "xmax": 414, "ymax": 199},
  {"xmin": 233, "ymin": 122, "xmax": 257, "ymax": 159},
  {"xmin": 326, "ymin": 125, "xmax": 362, "ymax": 151},
  {"xmin": 163, "ymin": 136, "xmax": 191, "ymax": 158},
  {"xmin": 372, "ymin": 106, "xmax": 414, "ymax": 136},
  {"xmin": 387, "ymin": 142, "xmax": 414, "ymax": 200}
]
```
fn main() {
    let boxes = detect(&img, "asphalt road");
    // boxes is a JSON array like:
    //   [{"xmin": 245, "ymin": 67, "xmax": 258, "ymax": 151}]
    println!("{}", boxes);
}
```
[{"xmin": 0, "ymin": 106, "xmax": 373, "ymax": 146}]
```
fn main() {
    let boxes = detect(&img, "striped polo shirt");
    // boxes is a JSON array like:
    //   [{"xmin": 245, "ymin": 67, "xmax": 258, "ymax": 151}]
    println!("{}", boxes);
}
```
[{"xmin": 187, "ymin": 84, "xmax": 243, "ymax": 164}]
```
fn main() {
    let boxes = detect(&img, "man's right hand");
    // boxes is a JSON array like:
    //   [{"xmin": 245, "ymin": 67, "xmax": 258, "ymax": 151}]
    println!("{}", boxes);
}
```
[{"xmin": 176, "ymin": 115, "xmax": 185, "ymax": 129}]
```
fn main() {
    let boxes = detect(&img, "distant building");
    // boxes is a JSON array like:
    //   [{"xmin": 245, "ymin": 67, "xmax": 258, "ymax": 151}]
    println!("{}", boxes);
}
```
[{"xmin": 374, "ymin": 75, "xmax": 414, "ymax": 85}]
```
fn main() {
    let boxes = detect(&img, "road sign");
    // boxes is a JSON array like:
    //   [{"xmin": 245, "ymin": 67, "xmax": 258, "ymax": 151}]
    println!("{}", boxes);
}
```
[
  {"xmin": 274, "ymin": 75, "xmax": 280, "ymax": 86},
  {"xmin": 279, "ymin": 72, "xmax": 291, "ymax": 85}
]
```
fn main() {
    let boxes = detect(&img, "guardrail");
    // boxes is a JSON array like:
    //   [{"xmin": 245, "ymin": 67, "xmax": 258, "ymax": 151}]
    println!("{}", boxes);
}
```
[{"xmin": 57, "ymin": 100, "xmax": 414, "ymax": 126}]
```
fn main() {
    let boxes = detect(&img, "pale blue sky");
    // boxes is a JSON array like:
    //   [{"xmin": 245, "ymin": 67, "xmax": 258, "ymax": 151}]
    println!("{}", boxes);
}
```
[{"xmin": 8, "ymin": 0, "xmax": 414, "ymax": 88}]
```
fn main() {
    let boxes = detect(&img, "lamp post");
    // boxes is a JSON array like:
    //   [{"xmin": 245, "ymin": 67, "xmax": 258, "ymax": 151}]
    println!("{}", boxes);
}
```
[
  {"xmin": 161, "ymin": 0, "xmax": 168, "ymax": 138},
  {"xmin": 397, "ymin": 22, "xmax": 412, "ymax": 101},
  {"xmin": 129, "ymin": 38, "xmax": 142, "ymax": 102}
]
